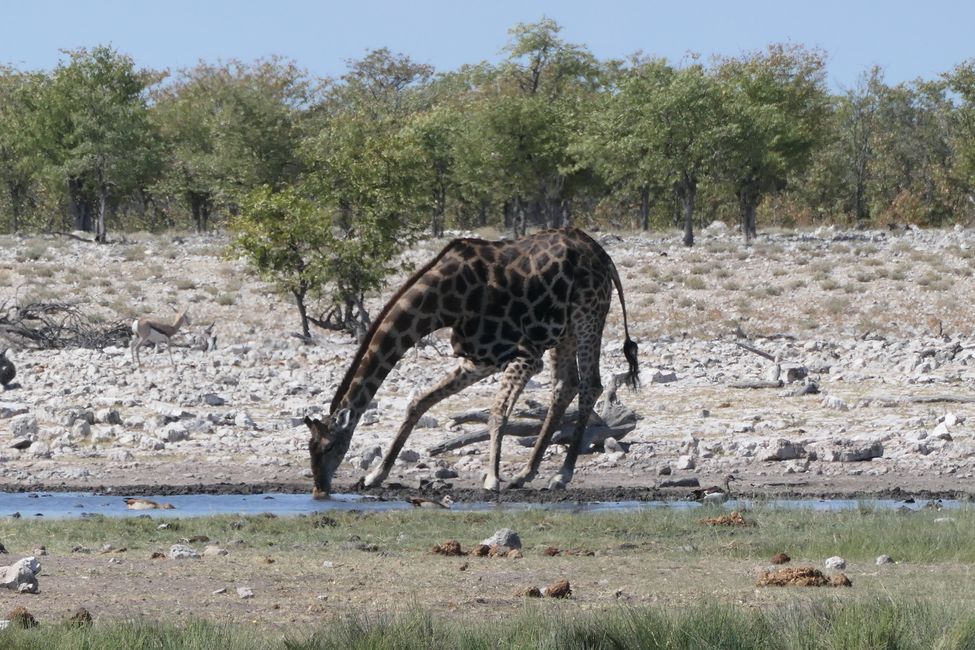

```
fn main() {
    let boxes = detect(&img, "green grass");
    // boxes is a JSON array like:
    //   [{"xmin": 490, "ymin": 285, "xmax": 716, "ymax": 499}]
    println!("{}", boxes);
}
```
[
  {"xmin": 4, "ymin": 506, "xmax": 975, "ymax": 565},
  {"xmin": 3, "ymin": 599, "xmax": 974, "ymax": 649}
]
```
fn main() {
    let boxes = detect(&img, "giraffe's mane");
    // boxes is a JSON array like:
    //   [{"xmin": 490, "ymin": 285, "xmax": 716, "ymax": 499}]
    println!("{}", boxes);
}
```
[{"xmin": 329, "ymin": 238, "xmax": 480, "ymax": 413}]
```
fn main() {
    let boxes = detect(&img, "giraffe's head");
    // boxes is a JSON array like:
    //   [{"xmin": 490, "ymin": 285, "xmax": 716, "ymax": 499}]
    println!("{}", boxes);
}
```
[{"xmin": 305, "ymin": 408, "xmax": 354, "ymax": 499}]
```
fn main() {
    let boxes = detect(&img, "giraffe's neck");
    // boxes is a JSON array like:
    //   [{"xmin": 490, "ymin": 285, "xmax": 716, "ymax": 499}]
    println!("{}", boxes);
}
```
[{"xmin": 332, "ymin": 296, "xmax": 445, "ymax": 423}]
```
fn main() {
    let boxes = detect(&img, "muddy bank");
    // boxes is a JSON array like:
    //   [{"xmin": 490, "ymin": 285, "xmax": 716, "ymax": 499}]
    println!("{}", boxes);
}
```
[{"xmin": 1, "ymin": 479, "xmax": 971, "ymax": 504}]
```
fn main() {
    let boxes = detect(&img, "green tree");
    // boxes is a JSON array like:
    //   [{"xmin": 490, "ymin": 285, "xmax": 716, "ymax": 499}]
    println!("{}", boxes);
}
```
[
  {"xmin": 714, "ymin": 45, "xmax": 830, "ymax": 242},
  {"xmin": 602, "ymin": 62, "xmax": 723, "ymax": 246},
  {"xmin": 35, "ymin": 46, "xmax": 161, "ymax": 241},
  {"xmin": 0, "ymin": 67, "xmax": 44, "ymax": 231},
  {"xmin": 453, "ymin": 19, "xmax": 604, "ymax": 235},
  {"xmin": 574, "ymin": 57, "xmax": 673, "ymax": 230},
  {"xmin": 946, "ymin": 61, "xmax": 975, "ymax": 220},
  {"xmin": 230, "ymin": 186, "xmax": 329, "ymax": 338},
  {"xmin": 298, "ymin": 50, "xmax": 430, "ymax": 336},
  {"xmin": 153, "ymin": 58, "xmax": 314, "ymax": 231}
]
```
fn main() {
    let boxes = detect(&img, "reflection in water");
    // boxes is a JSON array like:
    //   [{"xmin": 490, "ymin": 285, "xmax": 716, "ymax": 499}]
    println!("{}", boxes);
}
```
[{"xmin": 0, "ymin": 492, "xmax": 959, "ymax": 520}]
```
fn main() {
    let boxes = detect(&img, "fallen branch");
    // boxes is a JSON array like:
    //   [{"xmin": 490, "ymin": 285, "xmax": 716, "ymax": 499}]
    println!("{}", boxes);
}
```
[
  {"xmin": 727, "ymin": 379, "xmax": 784, "ymax": 389},
  {"xmin": 429, "ymin": 403, "xmax": 637, "ymax": 456},
  {"xmin": 898, "ymin": 394, "xmax": 975, "ymax": 404},
  {"xmin": 0, "ymin": 301, "xmax": 130, "ymax": 350},
  {"xmin": 735, "ymin": 341, "xmax": 777, "ymax": 362}
]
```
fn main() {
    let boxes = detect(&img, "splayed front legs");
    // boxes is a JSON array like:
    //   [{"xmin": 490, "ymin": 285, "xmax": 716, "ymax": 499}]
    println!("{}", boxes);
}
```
[{"xmin": 363, "ymin": 360, "xmax": 495, "ymax": 488}]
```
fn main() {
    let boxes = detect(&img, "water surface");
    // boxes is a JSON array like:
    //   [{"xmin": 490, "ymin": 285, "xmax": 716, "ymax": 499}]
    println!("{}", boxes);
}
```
[{"xmin": 0, "ymin": 492, "xmax": 958, "ymax": 519}]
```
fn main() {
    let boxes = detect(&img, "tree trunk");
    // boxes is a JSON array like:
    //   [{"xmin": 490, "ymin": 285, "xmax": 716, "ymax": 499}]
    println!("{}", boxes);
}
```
[
  {"xmin": 293, "ymin": 287, "xmax": 310, "ymax": 338},
  {"xmin": 96, "ymin": 184, "xmax": 108, "ymax": 243},
  {"xmin": 190, "ymin": 192, "xmax": 211, "ymax": 233},
  {"xmin": 640, "ymin": 185, "xmax": 650, "ymax": 231},
  {"xmin": 678, "ymin": 177, "xmax": 696, "ymax": 247},
  {"xmin": 738, "ymin": 191, "xmax": 758, "ymax": 244},
  {"xmin": 431, "ymin": 186, "xmax": 445, "ymax": 237},
  {"xmin": 68, "ymin": 177, "xmax": 94, "ymax": 232}
]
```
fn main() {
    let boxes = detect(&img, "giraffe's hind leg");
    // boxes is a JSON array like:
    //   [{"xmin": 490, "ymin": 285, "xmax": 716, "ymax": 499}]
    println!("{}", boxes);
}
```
[
  {"xmin": 364, "ymin": 359, "xmax": 495, "ymax": 488},
  {"xmin": 483, "ymin": 355, "xmax": 543, "ymax": 492},
  {"xmin": 548, "ymin": 309, "xmax": 606, "ymax": 490},
  {"xmin": 510, "ymin": 337, "xmax": 579, "ymax": 488}
]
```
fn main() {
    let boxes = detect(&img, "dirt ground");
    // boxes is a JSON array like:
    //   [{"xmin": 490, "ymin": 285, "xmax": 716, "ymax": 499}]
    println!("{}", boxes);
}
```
[{"xmin": 3, "ymin": 225, "xmax": 975, "ymax": 631}]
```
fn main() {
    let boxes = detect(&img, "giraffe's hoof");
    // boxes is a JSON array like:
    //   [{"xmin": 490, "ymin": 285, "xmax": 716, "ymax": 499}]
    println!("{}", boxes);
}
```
[
  {"xmin": 312, "ymin": 488, "xmax": 330, "ymax": 500},
  {"xmin": 482, "ymin": 476, "xmax": 500, "ymax": 492},
  {"xmin": 362, "ymin": 473, "xmax": 383, "ymax": 489},
  {"xmin": 509, "ymin": 473, "xmax": 533, "ymax": 489},
  {"xmin": 547, "ymin": 477, "xmax": 567, "ymax": 490}
]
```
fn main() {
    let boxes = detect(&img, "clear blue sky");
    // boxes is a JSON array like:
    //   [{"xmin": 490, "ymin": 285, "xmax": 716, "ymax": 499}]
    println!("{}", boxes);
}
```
[{"xmin": 1, "ymin": 0, "xmax": 972, "ymax": 91}]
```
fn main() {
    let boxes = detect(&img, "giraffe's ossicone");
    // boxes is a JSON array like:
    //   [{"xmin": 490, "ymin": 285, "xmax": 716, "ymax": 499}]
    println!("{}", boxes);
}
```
[{"xmin": 306, "ymin": 227, "xmax": 639, "ymax": 499}]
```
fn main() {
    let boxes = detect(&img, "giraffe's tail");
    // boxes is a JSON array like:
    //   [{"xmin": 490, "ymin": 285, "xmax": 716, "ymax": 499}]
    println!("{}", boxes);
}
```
[
  {"xmin": 609, "ymin": 258, "xmax": 639, "ymax": 390},
  {"xmin": 622, "ymin": 337, "xmax": 639, "ymax": 390}
]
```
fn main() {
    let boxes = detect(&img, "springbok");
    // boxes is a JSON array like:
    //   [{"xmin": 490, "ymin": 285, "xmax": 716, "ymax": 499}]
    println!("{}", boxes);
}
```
[{"xmin": 131, "ymin": 309, "xmax": 191, "ymax": 369}]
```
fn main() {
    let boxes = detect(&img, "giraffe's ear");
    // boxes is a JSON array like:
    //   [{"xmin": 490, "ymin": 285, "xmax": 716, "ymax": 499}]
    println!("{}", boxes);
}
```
[{"xmin": 334, "ymin": 408, "xmax": 353, "ymax": 430}]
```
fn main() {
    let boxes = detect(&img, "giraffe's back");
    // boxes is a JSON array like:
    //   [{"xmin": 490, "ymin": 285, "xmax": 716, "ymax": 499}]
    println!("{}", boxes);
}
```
[{"xmin": 430, "ymin": 228, "xmax": 615, "ymax": 364}]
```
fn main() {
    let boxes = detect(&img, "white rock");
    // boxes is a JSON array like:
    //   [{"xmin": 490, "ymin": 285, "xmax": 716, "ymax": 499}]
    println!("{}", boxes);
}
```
[
  {"xmin": 1, "ymin": 556, "xmax": 41, "ymax": 593},
  {"xmin": 876, "ymin": 554, "xmax": 895, "ymax": 565},
  {"xmin": 399, "ymin": 449, "xmax": 421, "ymax": 463},
  {"xmin": 9, "ymin": 415, "xmax": 37, "ymax": 437},
  {"xmin": 821, "ymin": 395, "xmax": 849, "ymax": 411},
  {"xmin": 236, "ymin": 586, "xmax": 254, "ymax": 599},
  {"xmin": 676, "ymin": 455, "xmax": 695, "ymax": 470},
  {"xmin": 824, "ymin": 556, "xmax": 846, "ymax": 570},
  {"xmin": 168, "ymin": 544, "xmax": 200, "ymax": 560},
  {"xmin": 202, "ymin": 393, "xmax": 226, "ymax": 406},
  {"xmin": 0, "ymin": 403, "xmax": 28, "ymax": 419},
  {"xmin": 234, "ymin": 412, "xmax": 256, "ymax": 429},
  {"xmin": 162, "ymin": 423, "xmax": 189, "ymax": 443},
  {"xmin": 481, "ymin": 528, "xmax": 521, "ymax": 549}
]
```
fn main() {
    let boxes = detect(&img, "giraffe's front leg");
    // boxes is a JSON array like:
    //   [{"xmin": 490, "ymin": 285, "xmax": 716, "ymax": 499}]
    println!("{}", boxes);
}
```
[{"xmin": 366, "ymin": 360, "xmax": 493, "ymax": 489}]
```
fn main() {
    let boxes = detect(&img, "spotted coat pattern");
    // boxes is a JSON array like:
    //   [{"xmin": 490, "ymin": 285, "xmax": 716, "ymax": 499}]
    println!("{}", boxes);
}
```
[{"xmin": 305, "ymin": 227, "xmax": 639, "ymax": 497}]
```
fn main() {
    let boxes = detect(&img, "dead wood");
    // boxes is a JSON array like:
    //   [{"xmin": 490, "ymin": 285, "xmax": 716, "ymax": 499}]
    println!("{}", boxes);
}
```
[
  {"xmin": 0, "ymin": 301, "xmax": 130, "ymax": 350},
  {"xmin": 735, "ymin": 340, "xmax": 777, "ymax": 362},
  {"xmin": 898, "ymin": 394, "xmax": 975, "ymax": 404},
  {"xmin": 428, "ymin": 403, "xmax": 638, "ymax": 456},
  {"xmin": 727, "ymin": 379, "xmax": 784, "ymax": 389}
]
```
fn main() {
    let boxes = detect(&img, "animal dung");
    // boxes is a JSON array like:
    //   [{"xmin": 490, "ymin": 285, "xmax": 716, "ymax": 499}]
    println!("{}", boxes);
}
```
[
  {"xmin": 757, "ymin": 567, "xmax": 852, "ymax": 588},
  {"xmin": 5, "ymin": 606, "xmax": 37, "ymax": 629},
  {"xmin": 543, "ymin": 546, "xmax": 561, "ymax": 556},
  {"xmin": 543, "ymin": 580, "xmax": 572, "ymax": 598},
  {"xmin": 431, "ymin": 540, "xmax": 464, "ymax": 556},
  {"xmin": 515, "ymin": 586, "xmax": 542, "ymax": 598},
  {"xmin": 469, "ymin": 544, "xmax": 491, "ymax": 557},
  {"xmin": 700, "ymin": 511, "xmax": 754, "ymax": 527},
  {"xmin": 830, "ymin": 573, "xmax": 853, "ymax": 587},
  {"xmin": 770, "ymin": 552, "xmax": 791, "ymax": 564},
  {"xmin": 65, "ymin": 607, "xmax": 93, "ymax": 627}
]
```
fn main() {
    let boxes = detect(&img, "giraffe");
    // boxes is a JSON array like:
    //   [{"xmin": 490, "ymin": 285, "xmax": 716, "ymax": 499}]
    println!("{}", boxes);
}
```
[{"xmin": 304, "ymin": 227, "xmax": 639, "ymax": 499}]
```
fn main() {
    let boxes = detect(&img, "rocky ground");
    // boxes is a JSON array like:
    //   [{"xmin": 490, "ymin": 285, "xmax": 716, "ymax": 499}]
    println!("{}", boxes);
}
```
[{"xmin": 2, "ymin": 223, "xmax": 975, "ymax": 503}]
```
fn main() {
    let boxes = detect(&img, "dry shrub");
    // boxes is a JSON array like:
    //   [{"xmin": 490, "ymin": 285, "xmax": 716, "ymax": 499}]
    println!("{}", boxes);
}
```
[
  {"xmin": 757, "ymin": 567, "xmax": 852, "ymax": 588},
  {"xmin": 700, "ymin": 511, "xmax": 755, "ymax": 527},
  {"xmin": 431, "ymin": 539, "xmax": 463, "ymax": 556},
  {"xmin": 544, "ymin": 580, "xmax": 572, "ymax": 598}
]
